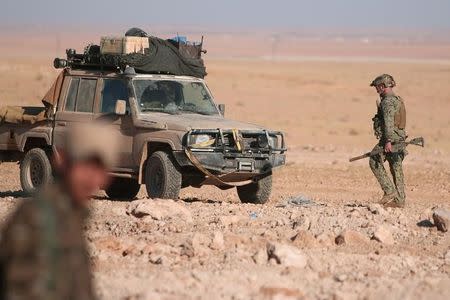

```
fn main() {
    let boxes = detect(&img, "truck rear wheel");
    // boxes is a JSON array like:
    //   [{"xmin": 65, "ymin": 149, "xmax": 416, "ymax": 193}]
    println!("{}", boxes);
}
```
[
  {"xmin": 20, "ymin": 148, "xmax": 52, "ymax": 194},
  {"xmin": 145, "ymin": 151, "xmax": 182, "ymax": 199},
  {"xmin": 105, "ymin": 178, "xmax": 140, "ymax": 200},
  {"xmin": 237, "ymin": 174, "xmax": 272, "ymax": 204}
]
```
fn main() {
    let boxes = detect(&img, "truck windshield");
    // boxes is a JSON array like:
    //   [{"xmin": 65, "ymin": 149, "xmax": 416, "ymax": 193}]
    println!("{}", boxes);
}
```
[{"xmin": 133, "ymin": 79, "xmax": 219, "ymax": 115}]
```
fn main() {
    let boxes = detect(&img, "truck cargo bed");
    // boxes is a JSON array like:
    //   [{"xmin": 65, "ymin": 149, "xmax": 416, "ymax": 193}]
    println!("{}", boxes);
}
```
[
  {"xmin": 0, "ymin": 106, "xmax": 47, "ymax": 125},
  {"xmin": 0, "ymin": 121, "xmax": 52, "ymax": 153}
]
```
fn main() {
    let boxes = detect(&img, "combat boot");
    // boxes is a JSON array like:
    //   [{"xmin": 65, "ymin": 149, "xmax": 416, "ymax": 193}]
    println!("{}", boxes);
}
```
[
  {"xmin": 383, "ymin": 198, "xmax": 405, "ymax": 208},
  {"xmin": 378, "ymin": 192, "xmax": 397, "ymax": 205}
]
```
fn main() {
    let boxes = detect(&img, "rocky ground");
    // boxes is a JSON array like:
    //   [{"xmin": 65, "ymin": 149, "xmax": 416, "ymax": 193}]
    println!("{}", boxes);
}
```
[
  {"xmin": 1, "ymin": 55, "xmax": 449, "ymax": 299},
  {"xmin": 0, "ymin": 149, "xmax": 448, "ymax": 300}
]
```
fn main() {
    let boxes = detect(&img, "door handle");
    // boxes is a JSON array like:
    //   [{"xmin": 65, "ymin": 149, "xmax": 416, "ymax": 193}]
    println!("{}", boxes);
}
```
[{"xmin": 57, "ymin": 122, "xmax": 67, "ymax": 127}]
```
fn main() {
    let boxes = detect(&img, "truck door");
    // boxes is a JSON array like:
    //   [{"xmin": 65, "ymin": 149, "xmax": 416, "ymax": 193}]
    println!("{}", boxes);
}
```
[
  {"xmin": 94, "ymin": 77, "xmax": 135, "ymax": 170},
  {"xmin": 53, "ymin": 76, "xmax": 97, "ymax": 149}
]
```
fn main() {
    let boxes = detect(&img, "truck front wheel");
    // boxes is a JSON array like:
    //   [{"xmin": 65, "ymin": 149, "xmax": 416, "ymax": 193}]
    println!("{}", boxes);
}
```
[
  {"xmin": 145, "ymin": 151, "xmax": 182, "ymax": 199},
  {"xmin": 105, "ymin": 178, "xmax": 140, "ymax": 200},
  {"xmin": 20, "ymin": 148, "xmax": 53, "ymax": 194},
  {"xmin": 237, "ymin": 174, "xmax": 272, "ymax": 204}
]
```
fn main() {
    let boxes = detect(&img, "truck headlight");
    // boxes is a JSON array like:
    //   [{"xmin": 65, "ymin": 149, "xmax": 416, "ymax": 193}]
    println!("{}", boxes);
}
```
[{"xmin": 191, "ymin": 134, "xmax": 215, "ymax": 148}]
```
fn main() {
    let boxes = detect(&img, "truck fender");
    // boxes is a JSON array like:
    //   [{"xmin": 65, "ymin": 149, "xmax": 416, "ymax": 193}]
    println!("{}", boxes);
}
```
[
  {"xmin": 19, "ymin": 132, "xmax": 52, "ymax": 152},
  {"xmin": 138, "ymin": 139, "xmax": 176, "ymax": 184}
]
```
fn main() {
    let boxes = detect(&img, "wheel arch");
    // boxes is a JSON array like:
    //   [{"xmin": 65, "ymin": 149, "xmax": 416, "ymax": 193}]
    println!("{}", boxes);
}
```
[
  {"xmin": 20, "ymin": 133, "xmax": 52, "ymax": 152},
  {"xmin": 138, "ymin": 140, "xmax": 176, "ymax": 184}
]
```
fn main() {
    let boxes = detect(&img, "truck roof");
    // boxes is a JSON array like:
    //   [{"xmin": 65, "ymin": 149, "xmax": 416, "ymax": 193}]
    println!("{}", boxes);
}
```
[{"xmin": 67, "ymin": 68, "xmax": 204, "ymax": 82}]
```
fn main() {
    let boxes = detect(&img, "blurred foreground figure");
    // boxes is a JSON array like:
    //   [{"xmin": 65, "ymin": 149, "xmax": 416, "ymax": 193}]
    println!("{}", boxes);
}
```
[
  {"xmin": 369, "ymin": 74, "xmax": 407, "ymax": 208},
  {"xmin": 0, "ymin": 123, "xmax": 118, "ymax": 299}
]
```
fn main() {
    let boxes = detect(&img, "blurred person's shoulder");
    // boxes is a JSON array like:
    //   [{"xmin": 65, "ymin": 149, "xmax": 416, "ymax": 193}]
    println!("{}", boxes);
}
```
[
  {"xmin": 1, "ymin": 183, "xmax": 73, "ymax": 234},
  {"xmin": 0, "ymin": 184, "xmax": 78, "ymax": 251},
  {"xmin": 0, "ymin": 198, "xmax": 42, "ymax": 254},
  {"xmin": 2, "ymin": 197, "xmax": 40, "ymax": 229}
]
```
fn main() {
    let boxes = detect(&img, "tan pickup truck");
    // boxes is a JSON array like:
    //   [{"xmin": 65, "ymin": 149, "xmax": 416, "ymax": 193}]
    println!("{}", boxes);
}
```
[{"xmin": 0, "ymin": 68, "xmax": 286, "ymax": 203}]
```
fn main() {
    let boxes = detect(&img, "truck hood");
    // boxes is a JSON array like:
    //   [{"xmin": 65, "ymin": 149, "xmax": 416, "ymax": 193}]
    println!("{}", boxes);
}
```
[{"xmin": 137, "ymin": 113, "xmax": 264, "ymax": 131}]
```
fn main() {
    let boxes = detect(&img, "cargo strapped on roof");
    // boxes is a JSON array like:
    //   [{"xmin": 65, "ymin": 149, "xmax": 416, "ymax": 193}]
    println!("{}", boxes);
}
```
[{"xmin": 54, "ymin": 30, "xmax": 207, "ymax": 78}]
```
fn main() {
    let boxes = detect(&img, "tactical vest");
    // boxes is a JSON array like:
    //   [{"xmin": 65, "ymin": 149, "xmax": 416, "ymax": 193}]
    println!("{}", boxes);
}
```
[{"xmin": 394, "ymin": 96, "xmax": 406, "ymax": 129}]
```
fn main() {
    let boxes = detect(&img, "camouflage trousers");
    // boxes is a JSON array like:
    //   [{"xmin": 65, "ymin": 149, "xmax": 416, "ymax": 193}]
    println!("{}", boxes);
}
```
[{"xmin": 369, "ymin": 144, "xmax": 406, "ymax": 203}]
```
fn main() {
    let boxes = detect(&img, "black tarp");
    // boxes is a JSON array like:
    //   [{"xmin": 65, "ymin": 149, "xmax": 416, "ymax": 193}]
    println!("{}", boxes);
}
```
[{"xmin": 119, "ymin": 37, "xmax": 207, "ymax": 78}]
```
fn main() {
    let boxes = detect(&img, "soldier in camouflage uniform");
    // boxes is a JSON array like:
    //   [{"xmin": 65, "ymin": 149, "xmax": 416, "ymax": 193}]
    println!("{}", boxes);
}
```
[
  {"xmin": 369, "ymin": 74, "xmax": 407, "ymax": 208},
  {"xmin": 0, "ymin": 124, "xmax": 118, "ymax": 299}
]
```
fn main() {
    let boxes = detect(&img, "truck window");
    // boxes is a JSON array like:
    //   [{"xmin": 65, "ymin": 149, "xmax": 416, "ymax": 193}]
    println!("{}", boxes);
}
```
[
  {"xmin": 100, "ymin": 79, "xmax": 129, "ymax": 113},
  {"xmin": 183, "ymin": 82, "xmax": 211, "ymax": 108},
  {"xmin": 65, "ymin": 78, "xmax": 79, "ymax": 111},
  {"xmin": 64, "ymin": 77, "xmax": 97, "ymax": 113},
  {"xmin": 77, "ymin": 79, "xmax": 97, "ymax": 112}
]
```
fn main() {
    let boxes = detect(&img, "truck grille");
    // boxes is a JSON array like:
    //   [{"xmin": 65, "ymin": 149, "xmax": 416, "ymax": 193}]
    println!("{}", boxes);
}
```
[
  {"xmin": 216, "ymin": 133, "xmax": 259, "ymax": 149},
  {"xmin": 186, "ymin": 129, "xmax": 285, "ymax": 154}
]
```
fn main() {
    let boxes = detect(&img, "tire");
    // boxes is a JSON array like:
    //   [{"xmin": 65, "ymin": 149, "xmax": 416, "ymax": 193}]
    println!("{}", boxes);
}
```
[
  {"xmin": 20, "ymin": 148, "xmax": 52, "ymax": 194},
  {"xmin": 105, "ymin": 178, "xmax": 141, "ymax": 200},
  {"xmin": 237, "ymin": 174, "xmax": 272, "ymax": 204},
  {"xmin": 145, "ymin": 151, "xmax": 182, "ymax": 199}
]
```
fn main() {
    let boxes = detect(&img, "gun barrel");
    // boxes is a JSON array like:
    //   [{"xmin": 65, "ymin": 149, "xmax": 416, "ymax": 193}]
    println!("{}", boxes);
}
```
[
  {"xmin": 349, "ymin": 153, "xmax": 371, "ymax": 162},
  {"xmin": 348, "ymin": 137, "xmax": 424, "ymax": 163}
]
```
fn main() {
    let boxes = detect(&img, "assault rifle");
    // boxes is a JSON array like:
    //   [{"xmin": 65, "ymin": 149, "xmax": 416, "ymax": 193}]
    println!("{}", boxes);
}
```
[{"xmin": 349, "ymin": 137, "xmax": 424, "ymax": 162}]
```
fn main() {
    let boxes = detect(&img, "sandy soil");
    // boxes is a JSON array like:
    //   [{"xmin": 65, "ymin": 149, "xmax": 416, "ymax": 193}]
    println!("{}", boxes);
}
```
[{"xmin": 0, "ymin": 46, "xmax": 449, "ymax": 299}]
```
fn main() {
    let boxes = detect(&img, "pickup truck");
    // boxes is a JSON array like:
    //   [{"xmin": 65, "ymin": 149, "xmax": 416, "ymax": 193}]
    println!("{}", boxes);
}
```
[{"xmin": 0, "ymin": 68, "xmax": 286, "ymax": 203}]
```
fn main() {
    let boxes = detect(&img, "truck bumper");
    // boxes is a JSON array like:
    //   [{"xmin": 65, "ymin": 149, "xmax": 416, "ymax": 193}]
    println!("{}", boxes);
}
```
[
  {"xmin": 174, "ymin": 128, "xmax": 287, "ymax": 185},
  {"xmin": 173, "ymin": 150, "xmax": 286, "ymax": 175}
]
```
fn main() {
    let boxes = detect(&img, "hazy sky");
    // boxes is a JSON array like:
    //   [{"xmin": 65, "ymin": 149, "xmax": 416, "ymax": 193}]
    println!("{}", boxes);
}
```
[{"xmin": 2, "ymin": 0, "xmax": 450, "ymax": 30}]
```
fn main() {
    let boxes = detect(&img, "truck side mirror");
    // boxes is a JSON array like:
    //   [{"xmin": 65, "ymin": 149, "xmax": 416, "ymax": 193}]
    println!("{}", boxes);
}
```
[
  {"xmin": 218, "ymin": 104, "xmax": 225, "ymax": 116},
  {"xmin": 115, "ymin": 100, "xmax": 127, "ymax": 116}
]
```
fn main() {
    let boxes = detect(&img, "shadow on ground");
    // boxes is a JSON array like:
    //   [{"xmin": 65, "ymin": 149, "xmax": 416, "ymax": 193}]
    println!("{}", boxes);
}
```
[
  {"xmin": 416, "ymin": 219, "xmax": 435, "ymax": 228},
  {"xmin": 0, "ymin": 190, "xmax": 28, "ymax": 198}
]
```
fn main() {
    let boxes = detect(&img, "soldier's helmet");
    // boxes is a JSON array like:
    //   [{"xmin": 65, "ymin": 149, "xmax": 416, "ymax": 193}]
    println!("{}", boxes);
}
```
[{"xmin": 370, "ymin": 74, "xmax": 396, "ymax": 88}]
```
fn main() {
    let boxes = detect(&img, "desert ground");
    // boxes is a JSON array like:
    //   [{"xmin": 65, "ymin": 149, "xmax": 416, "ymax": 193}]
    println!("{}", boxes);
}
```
[{"xmin": 0, "ymin": 35, "xmax": 449, "ymax": 299}]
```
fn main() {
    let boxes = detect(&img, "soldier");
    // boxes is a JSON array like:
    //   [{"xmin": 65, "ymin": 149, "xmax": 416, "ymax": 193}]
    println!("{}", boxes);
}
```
[
  {"xmin": 0, "ymin": 123, "xmax": 118, "ymax": 299},
  {"xmin": 369, "ymin": 74, "xmax": 407, "ymax": 208}
]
